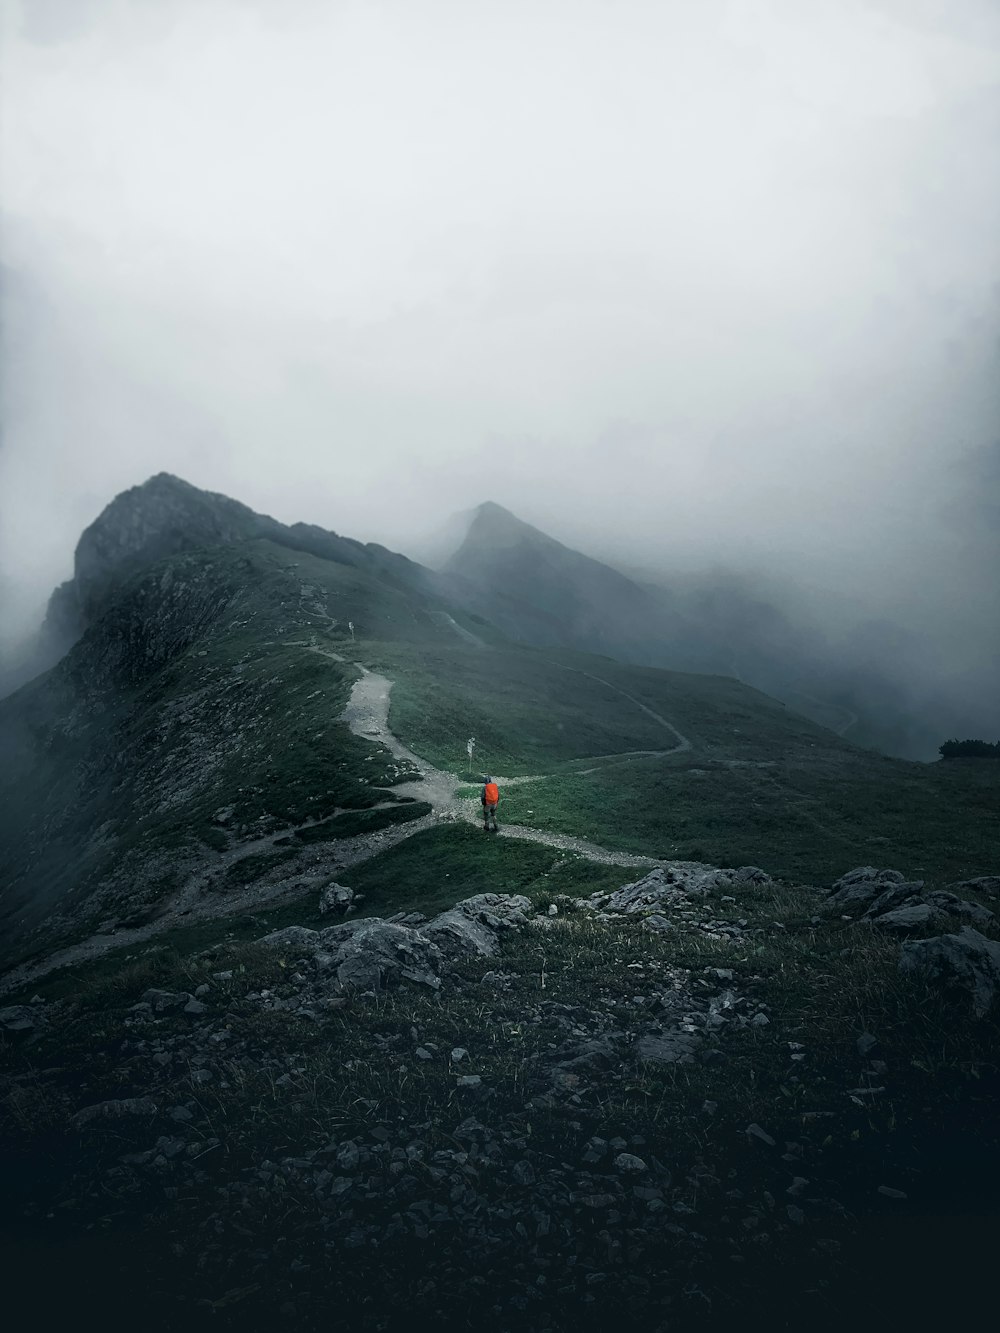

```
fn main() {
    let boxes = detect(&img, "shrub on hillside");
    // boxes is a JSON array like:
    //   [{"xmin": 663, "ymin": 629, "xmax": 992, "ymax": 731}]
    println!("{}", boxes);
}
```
[{"xmin": 938, "ymin": 738, "xmax": 1000, "ymax": 759}]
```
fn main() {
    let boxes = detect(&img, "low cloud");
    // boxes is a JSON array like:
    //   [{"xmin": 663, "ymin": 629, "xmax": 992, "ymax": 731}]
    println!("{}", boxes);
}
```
[{"xmin": 1, "ymin": 0, "xmax": 997, "ymax": 741}]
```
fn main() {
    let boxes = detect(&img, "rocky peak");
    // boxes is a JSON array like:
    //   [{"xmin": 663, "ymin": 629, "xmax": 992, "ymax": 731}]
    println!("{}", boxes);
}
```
[
  {"xmin": 73, "ymin": 474, "xmax": 267, "ymax": 616},
  {"xmin": 447, "ymin": 502, "xmax": 558, "ymax": 562}
]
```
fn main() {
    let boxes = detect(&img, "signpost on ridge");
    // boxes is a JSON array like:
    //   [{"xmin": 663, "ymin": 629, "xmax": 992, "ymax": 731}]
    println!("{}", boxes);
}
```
[{"xmin": 467, "ymin": 736, "xmax": 476, "ymax": 778}]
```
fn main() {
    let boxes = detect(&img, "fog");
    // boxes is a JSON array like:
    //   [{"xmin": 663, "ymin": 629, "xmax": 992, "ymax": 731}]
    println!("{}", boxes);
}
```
[{"xmin": 1, "ymin": 0, "xmax": 998, "ymax": 744}]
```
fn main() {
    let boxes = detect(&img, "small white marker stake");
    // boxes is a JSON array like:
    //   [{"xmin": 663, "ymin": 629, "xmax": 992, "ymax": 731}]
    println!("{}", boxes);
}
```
[{"xmin": 467, "ymin": 736, "xmax": 475, "ymax": 777}]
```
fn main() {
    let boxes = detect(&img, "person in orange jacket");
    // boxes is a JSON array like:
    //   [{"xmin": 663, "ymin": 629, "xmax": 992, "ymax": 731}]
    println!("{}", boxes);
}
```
[{"xmin": 480, "ymin": 776, "xmax": 500, "ymax": 832}]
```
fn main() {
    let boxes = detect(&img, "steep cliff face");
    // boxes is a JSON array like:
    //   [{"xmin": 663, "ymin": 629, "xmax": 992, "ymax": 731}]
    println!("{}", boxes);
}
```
[
  {"xmin": 0, "ymin": 526, "xmax": 451, "ymax": 968},
  {"xmin": 30, "ymin": 474, "xmax": 431, "ymax": 678},
  {"xmin": 71, "ymin": 473, "xmax": 271, "ymax": 619}
]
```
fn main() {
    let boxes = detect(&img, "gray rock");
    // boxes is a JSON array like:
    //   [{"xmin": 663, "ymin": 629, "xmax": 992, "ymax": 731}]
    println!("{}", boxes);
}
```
[
  {"xmin": 0, "ymin": 1005, "xmax": 38, "ymax": 1032},
  {"xmin": 872, "ymin": 903, "xmax": 946, "ymax": 934},
  {"xmin": 834, "ymin": 866, "xmax": 907, "ymax": 889},
  {"xmin": 614, "ymin": 1153, "xmax": 648, "ymax": 1173},
  {"xmin": 512, "ymin": 1159, "xmax": 536, "ymax": 1185},
  {"xmin": 863, "ymin": 885, "xmax": 923, "ymax": 918},
  {"xmin": 139, "ymin": 988, "xmax": 193, "ymax": 1013},
  {"xmin": 183, "ymin": 998, "xmax": 208, "ymax": 1015},
  {"xmin": 450, "ymin": 1047, "xmax": 469, "ymax": 1062},
  {"xmin": 732, "ymin": 866, "xmax": 772, "ymax": 886},
  {"xmin": 422, "ymin": 894, "xmax": 532, "ymax": 958},
  {"xmin": 72, "ymin": 1096, "xmax": 158, "ymax": 1129},
  {"xmin": 320, "ymin": 919, "xmax": 443, "ymax": 991},
  {"xmin": 259, "ymin": 925, "xmax": 321, "ymax": 953},
  {"xmin": 456, "ymin": 1075, "xmax": 482, "ymax": 1088},
  {"xmin": 857, "ymin": 1033, "xmax": 877, "ymax": 1057},
  {"xmin": 543, "ymin": 1035, "xmax": 622, "ymax": 1091},
  {"xmin": 604, "ymin": 863, "xmax": 734, "ymax": 912},
  {"xmin": 635, "ymin": 1031, "xmax": 701, "ymax": 1065},
  {"xmin": 925, "ymin": 891, "xmax": 995, "ymax": 928},
  {"xmin": 642, "ymin": 914, "xmax": 674, "ymax": 933},
  {"xmin": 745, "ymin": 1123, "xmax": 776, "ymax": 1146},
  {"xmin": 827, "ymin": 868, "xmax": 915, "ymax": 914},
  {"xmin": 319, "ymin": 883, "xmax": 355, "ymax": 916},
  {"xmin": 191, "ymin": 1068, "xmax": 214, "ymax": 1086},
  {"xmin": 899, "ymin": 927, "xmax": 1000, "ymax": 1018},
  {"xmin": 946, "ymin": 876, "xmax": 1000, "ymax": 900}
]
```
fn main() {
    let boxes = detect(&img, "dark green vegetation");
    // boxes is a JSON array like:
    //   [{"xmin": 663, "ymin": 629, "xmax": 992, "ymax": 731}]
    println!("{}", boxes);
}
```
[
  {"xmin": 3, "ymin": 476, "xmax": 998, "ymax": 966},
  {"xmin": 371, "ymin": 642, "xmax": 677, "ymax": 772},
  {"xmin": 379, "ymin": 646, "xmax": 999, "ymax": 886},
  {"xmin": 939, "ymin": 738, "xmax": 1000, "ymax": 758},
  {"xmin": 498, "ymin": 752, "xmax": 999, "ymax": 885},
  {"xmin": 2, "ymin": 871, "xmax": 998, "ymax": 1331},
  {"xmin": 2, "ymin": 474, "xmax": 998, "ymax": 1331},
  {"xmin": 338, "ymin": 824, "xmax": 631, "ymax": 916}
]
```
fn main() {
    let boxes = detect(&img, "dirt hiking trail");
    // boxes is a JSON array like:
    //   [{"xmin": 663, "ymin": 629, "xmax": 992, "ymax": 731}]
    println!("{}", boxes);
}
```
[{"xmin": 1, "ymin": 655, "xmax": 690, "ymax": 992}]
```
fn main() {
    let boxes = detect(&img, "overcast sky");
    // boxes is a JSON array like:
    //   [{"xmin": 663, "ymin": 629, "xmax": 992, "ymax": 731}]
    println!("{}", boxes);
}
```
[{"xmin": 2, "ymin": 0, "xmax": 998, "ymax": 703}]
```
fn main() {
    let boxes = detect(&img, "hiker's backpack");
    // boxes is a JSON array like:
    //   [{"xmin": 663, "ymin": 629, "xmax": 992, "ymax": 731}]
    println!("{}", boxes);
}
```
[{"xmin": 484, "ymin": 782, "xmax": 499, "ymax": 805}]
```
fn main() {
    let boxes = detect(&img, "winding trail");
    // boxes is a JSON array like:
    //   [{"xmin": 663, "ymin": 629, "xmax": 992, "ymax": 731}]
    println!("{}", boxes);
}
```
[
  {"xmin": 341, "ymin": 661, "xmax": 683, "ymax": 867},
  {"xmin": 1, "ymin": 653, "xmax": 689, "ymax": 992},
  {"xmin": 784, "ymin": 688, "xmax": 859, "ymax": 738}
]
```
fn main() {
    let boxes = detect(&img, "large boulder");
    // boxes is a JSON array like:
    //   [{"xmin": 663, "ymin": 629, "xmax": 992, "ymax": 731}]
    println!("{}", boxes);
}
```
[
  {"xmin": 863, "ymin": 885, "xmax": 924, "ymax": 919},
  {"xmin": 535, "ymin": 1034, "xmax": 623, "ymax": 1093},
  {"xmin": 72, "ymin": 1096, "xmax": 159, "ymax": 1129},
  {"xmin": 319, "ymin": 883, "xmax": 356, "ymax": 916},
  {"xmin": 925, "ymin": 891, "xmax": 996, "ymax": 929},
  {"xmin": 946, "ymin": 876, "xmax": 1000, "ymax": 900},
  {"xmin": 899, "ymin": 927, "xmax": 1000, "ymax": 1018},
  {"xmin": 422, "ymin": 894, "xmax": 532, "ymax": 958},
  {"xmin": 601, "ymin": 862, "xmax": 751, "ymax": 914},
  {"xmin": 317, "ymin": 918, "xmax": 443, "ymax": 991},
  {"xmin": 872, "ymin": 903, "xmax": 947, "ymax": 935},
  {"xmin": 635, "ymin": 1030, "xmax": 701, "ymax": 1065},
  {"xmin": 826, "ymin": 868, "xmax": 917, "ymax": 915},
  {"xmin": 0, "ymin": 1005, "xmax": 39, "ymax": 1032},
  {"xmin": 259, "ymin": 925, "xmax": 321, "ymax": 953}
]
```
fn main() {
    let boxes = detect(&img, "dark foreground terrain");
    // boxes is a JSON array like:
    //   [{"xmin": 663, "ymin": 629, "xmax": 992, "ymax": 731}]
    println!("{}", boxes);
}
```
[
  {"xmin": 2, "ymin": 475, "xmax": 998, "ymax": 1330},
  {"xmin": 3, "ymin": 844, "xmax": 999, "ymax": 1332}
]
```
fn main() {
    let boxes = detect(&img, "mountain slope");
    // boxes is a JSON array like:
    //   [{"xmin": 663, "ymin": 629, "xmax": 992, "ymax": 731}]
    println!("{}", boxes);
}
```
[
  {"xmin": 14, "ymin": 472, "xmax": 432, "ymax": 687},
  {"xmin": 436, "ymin": 503, "xmax": 973, "ymax": 760},
  {"xmin": 440, "ymin": 502, "xmax": 715, "ymax": 667},
  {"xmin": 2, "ymin": 477, "xmax": 996, "ymax": 974}
]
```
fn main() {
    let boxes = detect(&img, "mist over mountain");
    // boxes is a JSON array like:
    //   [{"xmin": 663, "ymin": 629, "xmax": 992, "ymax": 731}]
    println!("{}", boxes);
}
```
[
  {"xmin": 1, "ymin": 470, "xmax": 998, "ymax": 1331},
  {"xmin": 432, "ymin": 501, "xmax": 996, "ymax": 761},
  {"xmin": 2, "ymin": 477, "xmax": 994, "ymax": 763}
]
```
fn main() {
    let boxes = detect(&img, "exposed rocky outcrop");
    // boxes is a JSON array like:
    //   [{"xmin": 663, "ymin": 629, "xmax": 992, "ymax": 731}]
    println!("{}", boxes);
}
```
[
  {"xmin": 899, "ymin": 927, "xmax": 1000, "ymax": 1017},
  {"xmin": 591, "ymin": 862, "xmax": 772, "ymax": 916},
  {"xmin": 422, "ymin": 893, "xmax": 533, "ymax": 958},
  {"xmin": 822, "ymin": 866, "xmax": 996, "ymax": 937},
  {"xmin": 825, "ymin": 866, "xmax": 913, "ymax": 914},
  {"xmin": 259, "ymin": 894, "xmax": 538, "ymax": 993}
]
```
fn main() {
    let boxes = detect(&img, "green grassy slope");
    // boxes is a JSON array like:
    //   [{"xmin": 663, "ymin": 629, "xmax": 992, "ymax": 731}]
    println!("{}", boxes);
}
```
[
  {"xmin": 371, "ymin": 644, "xmax": 998, "ymax": 886},
  {"xmin": 0, "ymin": 540, "xmax": 475, "ymax": 964},
  {"xmin": 3, "ymin": 523, "xmax": 996, "ymax": 971}
]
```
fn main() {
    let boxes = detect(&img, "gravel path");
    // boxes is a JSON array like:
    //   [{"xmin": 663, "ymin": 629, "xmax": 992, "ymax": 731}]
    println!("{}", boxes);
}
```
[
  {"xmin": 1, "ymin": 652, "xmax": 687, "ymax": 991},
  {"xmin": 341, "ymin": 661, "xmax": 676, "ymax": 867}
]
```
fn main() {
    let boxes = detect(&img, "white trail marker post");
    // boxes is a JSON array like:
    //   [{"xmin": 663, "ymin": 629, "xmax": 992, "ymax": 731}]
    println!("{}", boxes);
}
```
[{"xmin": 467, "ymin": 737, "xmax": 476, "ymax": 778}]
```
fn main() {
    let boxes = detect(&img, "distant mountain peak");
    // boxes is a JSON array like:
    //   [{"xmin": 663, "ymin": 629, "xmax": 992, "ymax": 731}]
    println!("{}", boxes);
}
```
[{"xmin": 456, "ymin": 502, "xmax": 565, "ymax": 557}]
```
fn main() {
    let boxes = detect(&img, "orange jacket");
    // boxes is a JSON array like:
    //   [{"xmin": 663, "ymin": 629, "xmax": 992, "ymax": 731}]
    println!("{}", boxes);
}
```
[{"xmin": 482, "ymin": 782, "xmax": 499, "ymax": 806}]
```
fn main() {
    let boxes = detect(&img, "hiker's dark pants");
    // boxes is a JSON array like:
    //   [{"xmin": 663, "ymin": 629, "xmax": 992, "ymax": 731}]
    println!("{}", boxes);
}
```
[{"xmin": 482, "ymin": 803, "xmax": 498, "ymax": 830}]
